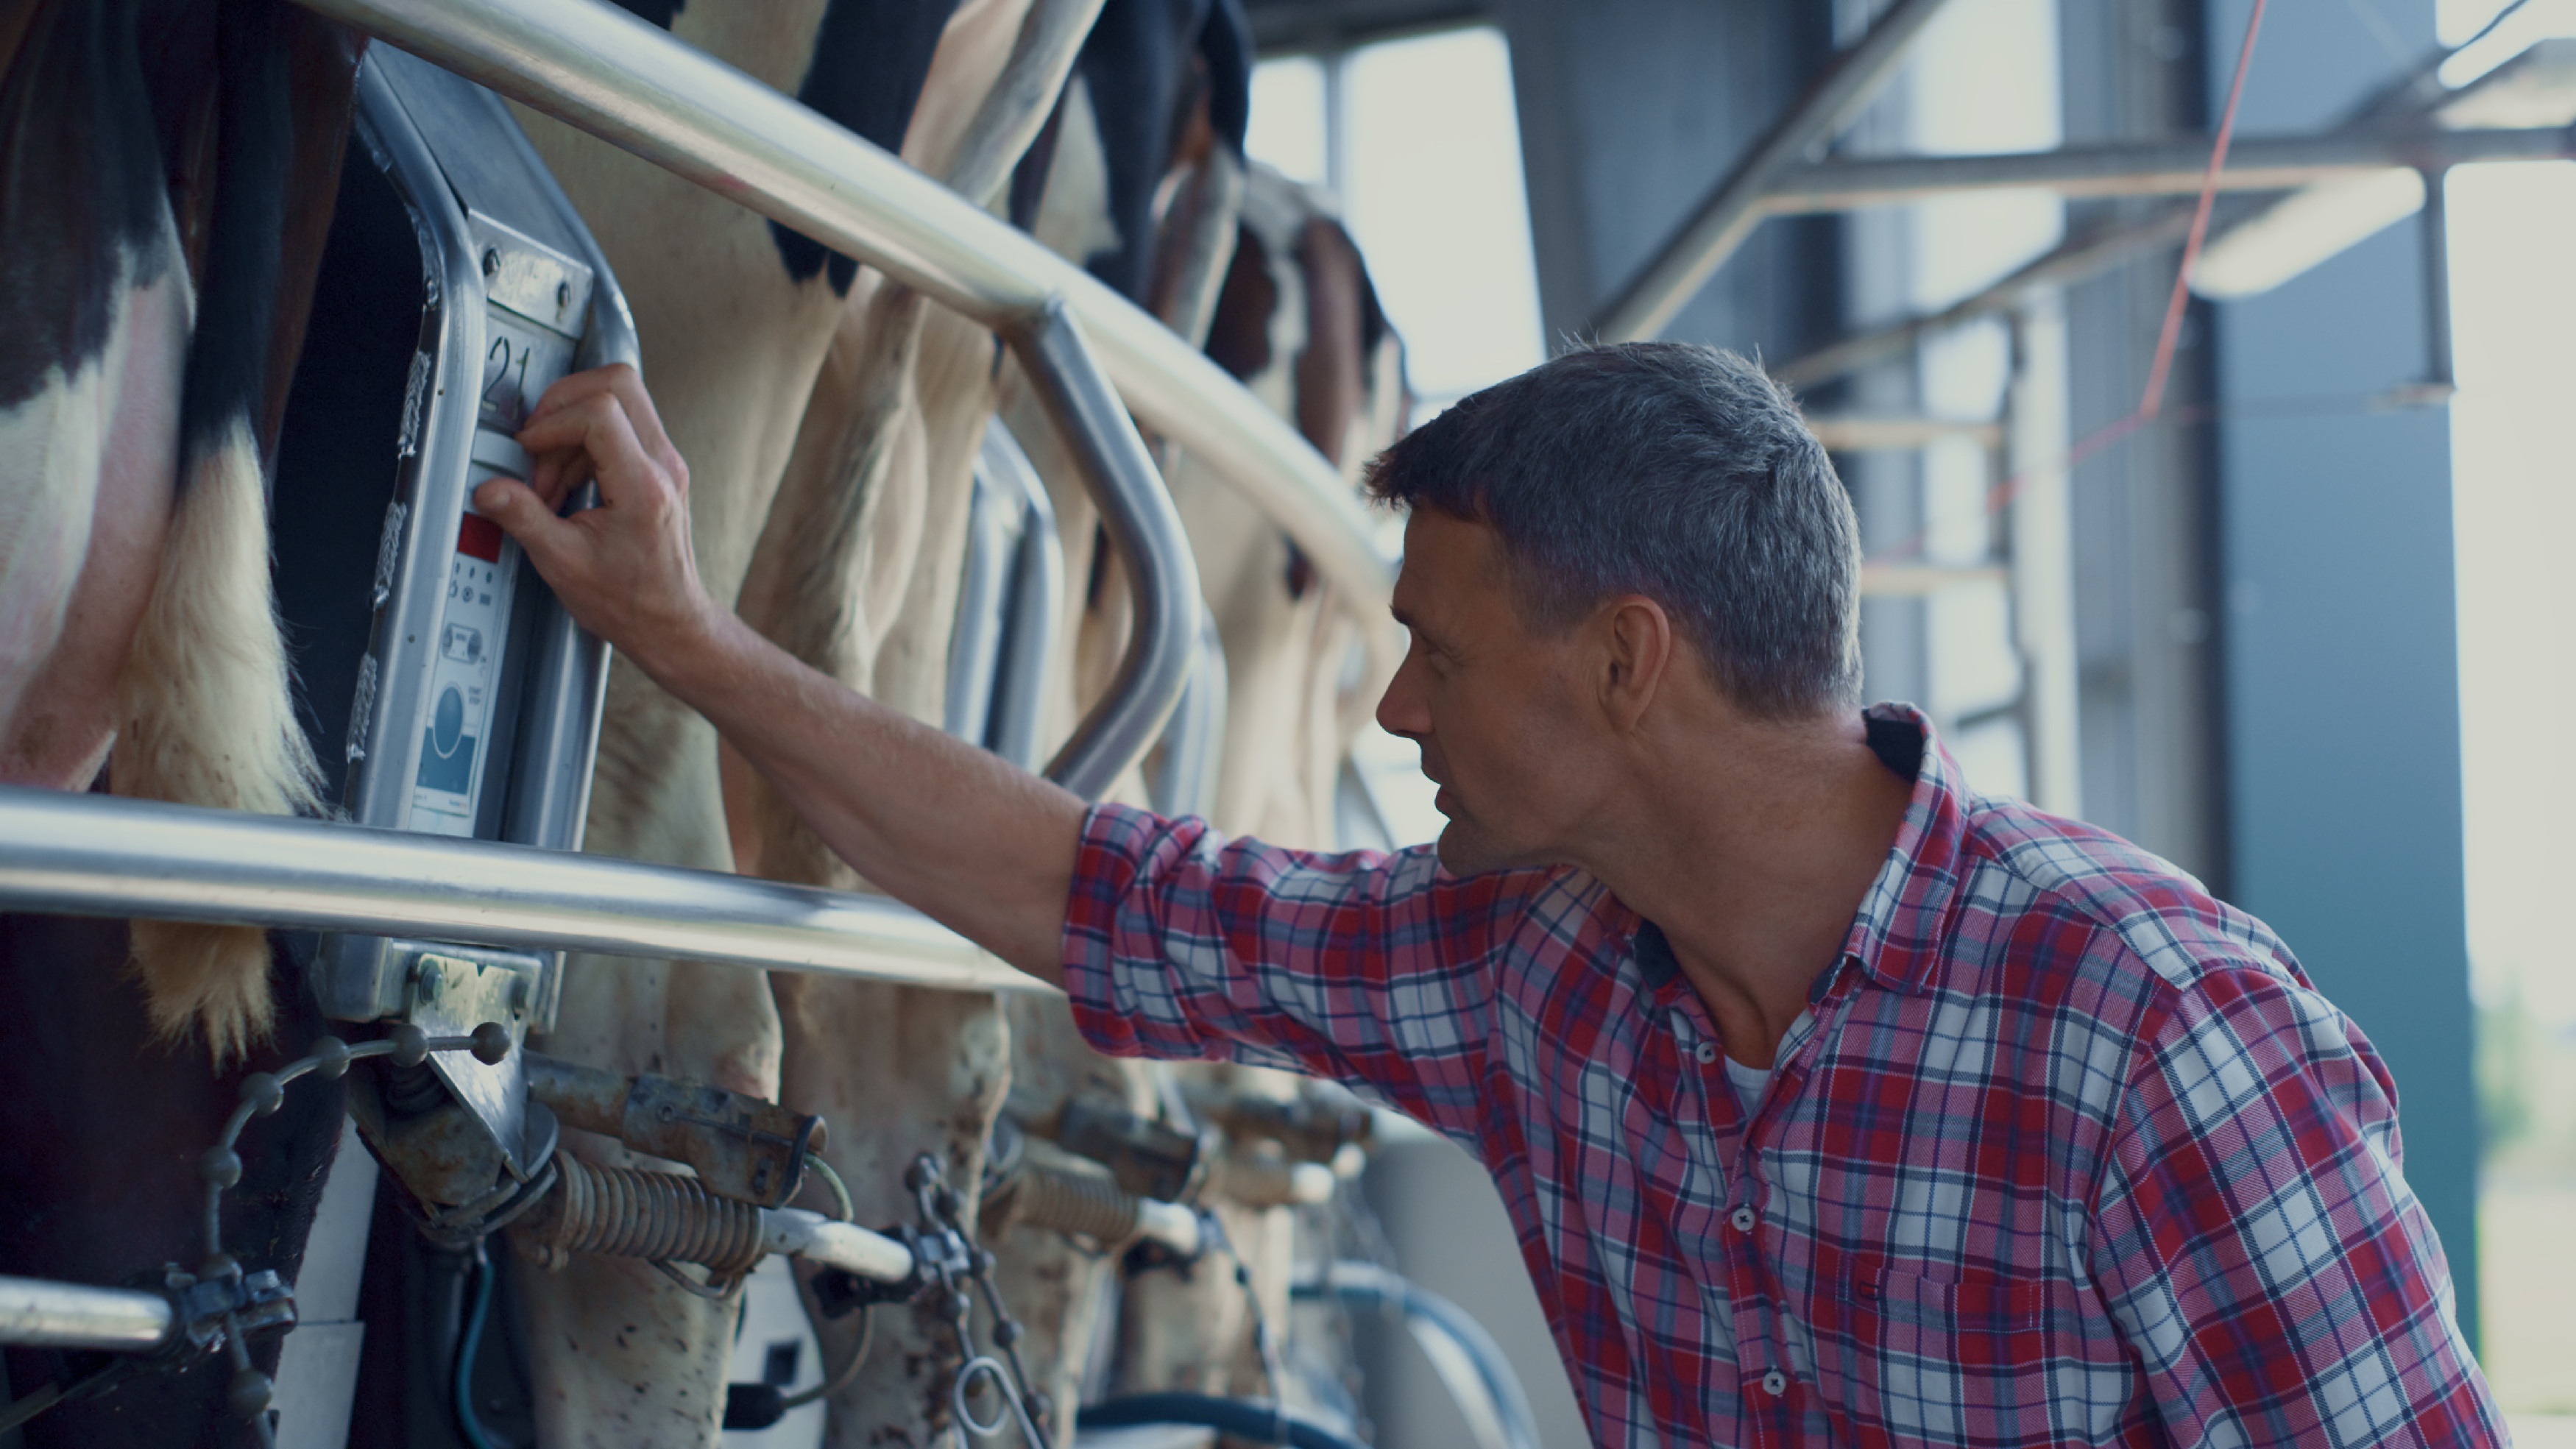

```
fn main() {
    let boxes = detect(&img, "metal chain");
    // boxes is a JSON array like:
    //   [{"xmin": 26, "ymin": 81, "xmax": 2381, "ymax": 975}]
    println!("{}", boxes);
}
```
[
  {"xmin": 904, "ymin": 1155, "xmax": 1055, "ymax": 1449},
  {"xmin": 10, "ymin": 1022, "xmax": 508, "ymax": 1446}
]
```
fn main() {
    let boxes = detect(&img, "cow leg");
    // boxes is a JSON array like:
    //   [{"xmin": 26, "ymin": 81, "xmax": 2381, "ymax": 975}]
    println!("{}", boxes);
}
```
[
  {"xmin": 984, "ymin": 994, "xmax": 1162, "ymax": 1426},
  {"xmin": 0, "ymin": 235, "xmax": 187, "ymax": 789},
  {"xmin": 774, "ymin": 980, "xmax": 1010, "ymax": 1445},
  {"xmin": 743, "ymin": 274, "xmax": 984, "ymax": 1443},
  {"xmin": 0, "ymin": 915, "xmax": 346, "ymax": 1449}
]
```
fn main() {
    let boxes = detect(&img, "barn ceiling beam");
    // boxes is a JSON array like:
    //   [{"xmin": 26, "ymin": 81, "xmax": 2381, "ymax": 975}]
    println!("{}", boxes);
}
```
[
  {"xmin": 1771, "ymin": 200, "xmax": 2211, "ymax": 389},
  {"xmin": 1587, "ymin": 0, "xmax": 1968, "ymax": 344},
  {"xmin": 1756, "ymin": 123, "xmax": 2576, "ymax": 212},
  {"xmin": 1803, "ymin": 414, "xmax": 2003, "ymax": 452}
]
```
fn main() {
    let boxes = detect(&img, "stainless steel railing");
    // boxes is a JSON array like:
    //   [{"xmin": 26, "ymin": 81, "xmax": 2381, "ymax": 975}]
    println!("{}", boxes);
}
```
[
  {"xmin": 296, "ymin": 0, "xmax": 1395, "ymax": 620},
  {"xmin": 1, "ymin": 0, "xmax": 1401, "ymax": 987},
  {"xmin": 0, "ymin": 1276, "xmax": 174, "ymax": 1354},
  {"xmin": 0, "ymin": 787, "xmax": 1037, "ymax": 994}
]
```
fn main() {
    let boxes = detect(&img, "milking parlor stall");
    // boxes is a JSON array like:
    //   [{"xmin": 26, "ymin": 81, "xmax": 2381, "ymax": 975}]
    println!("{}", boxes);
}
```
[{"xmin": 5, "ymin": 0, "xmax": 2563, "ymax": 1442}]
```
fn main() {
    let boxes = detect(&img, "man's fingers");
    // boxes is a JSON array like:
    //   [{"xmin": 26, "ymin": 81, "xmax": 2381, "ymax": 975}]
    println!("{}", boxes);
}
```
[
  {"xmin": 591, "ymin": 366, "xmax": 682, "ymax": 478},
  {"xmin": 516, "ymin": 393, "xmax": 654, "ymax": 508},
  {"xmin": 474, "ymin": 476, "xmax": 583, "ymax": 573},
  {"xmin": 523, "ymin": 364, "xmax": 627, "ymax": 428},
  {"xmin": 527, "ymin": 444, "xmax": 596, "ymax": 506}
]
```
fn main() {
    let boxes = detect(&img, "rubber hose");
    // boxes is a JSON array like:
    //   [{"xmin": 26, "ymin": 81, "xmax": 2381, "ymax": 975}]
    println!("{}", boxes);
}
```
[
  {"xmin": 1292, "ymin": 1264, "xmax": 1541, "ymax": 1449},
  {"xmin": 526, "ymin": 1156, "xmax": 765, "ymax": 1275},
  {"xmin": 455, "ymin": 1247, "xmax": 510, "ymax": 1449},
  {"xmin": 1077, "ymin": 1394, "xmax": 1363, "ymax": 1449}
]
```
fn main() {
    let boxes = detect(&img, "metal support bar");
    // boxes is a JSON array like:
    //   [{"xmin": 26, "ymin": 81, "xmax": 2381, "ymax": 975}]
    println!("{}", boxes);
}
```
[
  {"xmin": 1587, "ymin": 0, "xmax": 1966, "ymax": 341},
  {"xmin": 2005, "ymin": 298, "xmax": 2081, "ymax": 817},
  {"xmin": 1805, "ymin": 414, "xmax": 2003, "ymax": 452},
  {"xmin": 1858, "ymin": 563, "xmax": 2009, "ymax": 595},
  {"xmin": 0, "ymin": 787, "xmax": 1043, "ymax": 995},
  {"xmin": 0, "ymin": 1276, "xmax": 174, "ymax": 1353},
  {"xmin": 988, "ymin": 426, "xmax": 1064, "ymax": 774},
  {"xmin": 1150, "ymin": 615, "xmax": 1228, "ymax": 819},
  {"xmin": 290, "ymin": 0, "xmax": 1392, "ymax": 625},
  {"xmin": 2417, "ymin": 166, "xmax": 2455, "ymax": 391},
  {"xmin": 1012, "ymin": 302, "xmax": 1203, "ymax": 800},
  {"xmin": 1774, "ymin": 202, "xmax": 2204, "ymax": 389},
  {"xmin": 1758, "ymin": 124, "xmax": 2576, "ymax": 213}
]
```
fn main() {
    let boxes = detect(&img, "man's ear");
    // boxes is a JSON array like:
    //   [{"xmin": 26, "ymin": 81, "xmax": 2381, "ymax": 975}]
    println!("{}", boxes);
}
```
[{"xmin": 1598, "ymin": 595, "xmax": 1676, "ymax": 731}]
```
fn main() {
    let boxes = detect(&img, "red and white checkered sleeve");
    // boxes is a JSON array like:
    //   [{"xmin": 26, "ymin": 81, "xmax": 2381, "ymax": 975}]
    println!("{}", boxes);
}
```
[
  {"xmin": 2087, "ymin": 964, "xmax": 2505, "ymax": 1447},
  {"xmin": 1059, "ymin": 803, "xmax": 1539, "ymax": 1144}
]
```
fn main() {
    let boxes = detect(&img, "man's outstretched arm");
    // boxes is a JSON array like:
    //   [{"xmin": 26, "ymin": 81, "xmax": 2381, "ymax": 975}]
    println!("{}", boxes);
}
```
[{"xmin": 473, "ymin": 365, "xmax": 1083, "ymax": 987}]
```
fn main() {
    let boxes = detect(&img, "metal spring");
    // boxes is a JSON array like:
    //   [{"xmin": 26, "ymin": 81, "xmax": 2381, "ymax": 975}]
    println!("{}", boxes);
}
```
[
  {"xmin": 533, "ymin": 1156, "xmax": 765, "ymax": 1276},
  {"xmin": 1007, "ymin": 1164, "xmax": 1142, "ymax": 1245},
  {"xmin": 381, "ymin": 1060, "xmax": 448, "ymax": 1117}
]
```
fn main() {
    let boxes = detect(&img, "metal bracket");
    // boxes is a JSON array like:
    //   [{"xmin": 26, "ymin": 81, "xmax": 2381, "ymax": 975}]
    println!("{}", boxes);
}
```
[
  {"xmin": 403, "ymin": 945, "xmax": 545, "ymax": 1178},
  {"xmin": 167, "ymin": 1268, "xmax": 296, "ymax": 1353}
]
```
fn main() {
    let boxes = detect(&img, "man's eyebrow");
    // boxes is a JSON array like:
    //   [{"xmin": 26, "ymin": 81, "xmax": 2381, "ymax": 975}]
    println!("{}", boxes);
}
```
[{"xmin": 1392, "ymin": 606, "xmax": 1454, "ymax": 654}]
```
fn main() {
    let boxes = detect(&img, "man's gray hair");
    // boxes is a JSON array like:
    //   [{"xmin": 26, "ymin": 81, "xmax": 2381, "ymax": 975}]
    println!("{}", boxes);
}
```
[{"xmin": 1363, "ymin": 342, "xmax": 1862, "ymax": 718}]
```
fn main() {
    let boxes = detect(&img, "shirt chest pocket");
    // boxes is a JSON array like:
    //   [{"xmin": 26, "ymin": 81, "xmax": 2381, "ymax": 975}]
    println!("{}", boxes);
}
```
[{"xmin": 1805, "ymin": 1258, "xmax": 2127, "ymax": 1448}]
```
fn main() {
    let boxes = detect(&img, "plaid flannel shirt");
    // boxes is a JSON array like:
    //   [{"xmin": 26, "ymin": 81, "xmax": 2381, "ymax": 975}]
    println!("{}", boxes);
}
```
[{"xmin": 1062, "ymin": 704, "xmax": 2502, "ymax": 1448}]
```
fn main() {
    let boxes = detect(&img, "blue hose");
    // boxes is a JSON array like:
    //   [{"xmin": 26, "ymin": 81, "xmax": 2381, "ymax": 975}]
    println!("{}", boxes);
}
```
[
  {"xmin": 1077, "ymin": 1393, "xmax": 1365, "ymax": 1449},
  {"xmin": 455, "ymin": 1247, "xmax": 506, "ymax": 1449},
  {"xmin": 1291, "ymin": 1262, "xmax": 1541, "ymax": 1449}
]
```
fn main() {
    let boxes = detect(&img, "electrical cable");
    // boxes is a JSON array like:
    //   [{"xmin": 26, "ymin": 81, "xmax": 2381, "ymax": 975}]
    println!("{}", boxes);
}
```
[
  {"xmin": 455, "ymin": 1244, "xmax": 509, "ymax": 1449},
  {"xmin": 807, "ymin": 1154, "xmax": 857, "ymax": 1226},
  {"xmin": 779, "ymin": 1305, "xmax": 874, "ymax": 1411}
]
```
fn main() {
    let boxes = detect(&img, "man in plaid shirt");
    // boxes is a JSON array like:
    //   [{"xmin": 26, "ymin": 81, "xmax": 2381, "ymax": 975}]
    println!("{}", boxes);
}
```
[{"xmin": 488, "ymin": 344, "xmax": 2502, "ymax": 1446}]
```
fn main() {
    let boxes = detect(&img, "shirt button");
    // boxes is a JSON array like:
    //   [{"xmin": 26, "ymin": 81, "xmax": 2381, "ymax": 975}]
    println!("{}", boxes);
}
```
[
  {"xmin": 1762, "ymin": 1370, "xmax": 1788, "ymax": 1396},
  {"xmin": 1694, "ymin": 1041, "xmax": 1719, "ymax": 1065},
  {"xmin": 1730, "ymin": 1205, "xmax": 1757, "ymax": 1233}
]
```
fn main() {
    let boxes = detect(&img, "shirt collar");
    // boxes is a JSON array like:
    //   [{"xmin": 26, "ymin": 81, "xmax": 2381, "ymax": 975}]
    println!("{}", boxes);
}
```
[
  {"xmin": 1839, "ymin": 703, "xmax": 1971, "ymax": 996},
  {"xmin": 1627, "ymin": 704, "xmax": 1970, "ymax": 1002}
]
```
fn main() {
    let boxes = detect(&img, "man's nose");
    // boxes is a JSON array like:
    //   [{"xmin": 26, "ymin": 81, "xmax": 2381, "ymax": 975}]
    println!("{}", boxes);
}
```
[{"xmin": 1376, "ymin": 660, "xmax": 1429, "ymax": 741}]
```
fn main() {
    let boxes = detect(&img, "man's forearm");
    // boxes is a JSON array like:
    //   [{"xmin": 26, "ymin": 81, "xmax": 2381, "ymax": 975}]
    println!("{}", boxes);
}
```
[
  {"xmin": 639, "ymin": 608, "xmax": 1086, "ymax": 987},
  {"xmin": 472, "ymin": 369, "xmax": 1084, "ymax": 985}
]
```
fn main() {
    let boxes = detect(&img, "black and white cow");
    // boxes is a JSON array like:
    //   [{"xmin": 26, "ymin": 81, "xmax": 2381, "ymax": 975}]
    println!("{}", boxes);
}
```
[{"xmin": 0, "ymin": 1, "xmax": 361, "ymax": 1443}]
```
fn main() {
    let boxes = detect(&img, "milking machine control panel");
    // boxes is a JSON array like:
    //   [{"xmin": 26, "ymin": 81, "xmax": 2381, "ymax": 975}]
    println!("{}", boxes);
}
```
[
  {"xmin": 284, "ymin": 47, "xmax": 637, "ymax": 1176},
  {"xmin": 400, "ymin": 213, "xmax": 589, "ymax": 840}
]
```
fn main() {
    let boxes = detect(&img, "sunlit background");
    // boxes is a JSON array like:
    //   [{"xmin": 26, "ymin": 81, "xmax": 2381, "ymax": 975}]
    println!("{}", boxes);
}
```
[
  {"xmin": 2445, "ymin": 0, "xmax": 2576, "ymax": 1432},
  {"xmin": 1248, "ymin": 28, "xmax": 1546, "ymax": 851},
  {"xmin": 1250, "ymin": 0, "xmax": 2576, "ymax": 1436}
]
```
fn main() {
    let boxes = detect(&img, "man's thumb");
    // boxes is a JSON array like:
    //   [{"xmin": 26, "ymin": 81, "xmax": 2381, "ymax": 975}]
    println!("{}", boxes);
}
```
[{"xmin": 474, "ymin": 477, "xmax": 574, "ymax": 567}]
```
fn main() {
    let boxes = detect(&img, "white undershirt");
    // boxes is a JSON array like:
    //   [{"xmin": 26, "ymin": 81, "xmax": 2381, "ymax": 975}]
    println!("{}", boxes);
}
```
[
  {"xmin": 1722, "ymin": 1008, "xmax": 1811, "ymax": 1119},
  {"xmin": 1724, "ymin": 1054, "xmax": 1772, "ymax": 1120}
]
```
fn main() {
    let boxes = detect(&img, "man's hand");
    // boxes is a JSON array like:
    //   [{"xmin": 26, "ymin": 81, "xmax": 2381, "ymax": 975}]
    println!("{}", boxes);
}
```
[
  {"xmin": 473, "ymin": 365, "xmax": 716, "ymax": 674},
  {"xmin": 472, "ymin": 364, "xmax": 1087, "ymax": 988}
]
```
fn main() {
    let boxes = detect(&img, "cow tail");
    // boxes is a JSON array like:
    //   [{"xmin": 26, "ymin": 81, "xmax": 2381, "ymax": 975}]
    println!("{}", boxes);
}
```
[{"xmin": 112, "ymin": 0, "xmax": 320, "ymax": 1065}]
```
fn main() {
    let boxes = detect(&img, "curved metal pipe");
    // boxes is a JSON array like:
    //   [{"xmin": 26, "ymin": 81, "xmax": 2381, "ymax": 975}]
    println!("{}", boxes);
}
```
[
  {"xmin": 0, "ymin": 1276, "xmax": 174, "ymax": 1353},
  {"xmin": 1150, "ymin": 614, "xmax": 1228, "ymax": 820},
  {"xmin": 0, "ymin": 787, "xmax": 1041, "ymax": 995},
  {"xmin": 1011, "ymin": 301, "xmax": 1201, "ymax": 801},
  {"xmin": 986, "ymin": 422, "xmax": 1064, "ymax": 773}
]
